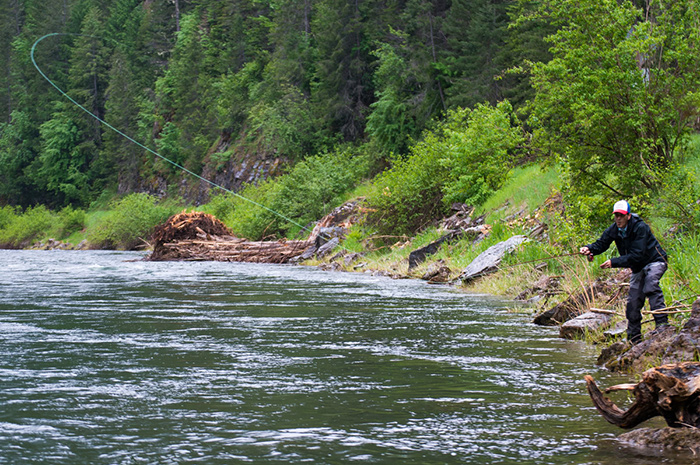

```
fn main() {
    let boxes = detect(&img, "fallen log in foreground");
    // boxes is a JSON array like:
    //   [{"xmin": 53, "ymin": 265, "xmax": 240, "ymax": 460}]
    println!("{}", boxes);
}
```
[
  {"xmin": 585, "ymin": 362, "xmax": 700, "ymax": 429},
  {"xmin": 151, "ymin": 236, "xmax": 314, "ymax": 263}
]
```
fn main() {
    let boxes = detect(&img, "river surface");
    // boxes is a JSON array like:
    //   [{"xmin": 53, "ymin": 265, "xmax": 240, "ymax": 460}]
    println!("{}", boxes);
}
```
[{"xmin": 0, "ymin": 250, "xmax": 692, "ymax": 464}]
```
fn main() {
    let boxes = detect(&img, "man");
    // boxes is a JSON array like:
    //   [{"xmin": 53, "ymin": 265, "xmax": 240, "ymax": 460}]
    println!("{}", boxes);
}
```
[{"xmin": 579, "ymin": 200, "xmax": 668, "ymax": 343}]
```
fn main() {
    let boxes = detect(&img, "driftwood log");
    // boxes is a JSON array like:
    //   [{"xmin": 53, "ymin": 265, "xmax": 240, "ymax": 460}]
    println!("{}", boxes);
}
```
[{"xmin": 585, "ymin": 362, "xmax": 700, "ymax": 429}]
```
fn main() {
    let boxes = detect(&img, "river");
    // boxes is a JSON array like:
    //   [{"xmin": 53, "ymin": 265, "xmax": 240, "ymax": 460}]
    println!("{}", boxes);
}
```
[{"xmin": 0, "ymin": 250, "xmax": 690, "ymax": 464}]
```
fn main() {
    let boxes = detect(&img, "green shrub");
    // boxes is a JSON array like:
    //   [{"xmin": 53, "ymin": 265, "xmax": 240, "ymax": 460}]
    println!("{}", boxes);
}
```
[
  {"xmin": 0, "ymin": 205, "xmax": 54, "ymax": 248},
  {"xmin": 225, "ymin": 148, "xmax": 371, "ymax": 240},
  {"xmin": 87, "ymin": 193, "xmax": 179, "ymax": 250},
  {"xmin": 366, "ymin": 102, "xmax": 524, "ymax": 238},
  {"xmin": 225, "ymin": 179, "xmax": 282, "ymax": 240},
  {"xmin": 440, "ymin": 101, "xmax": 525, "ymax": 206},
  {"xmin": 56, "ymin": 206, "xmax": 87, "ymax": 238},
  {"xmin": 666, "ymin": 233, "xmax": 700, "ymax": 299},
  {"xmin": 365, "ymin": 147, "xmax": 446, "ymax": 238},
  {"xmin": 0, "ymin": 205, "xmax": 17, "ymax": 231},
  {"xmin": 658, "ymin": 159, "xmax": 700, "ymax": 235},
  {"xmin": 200, "ymin": 191, "xmax": 238, "ymax": 221}
]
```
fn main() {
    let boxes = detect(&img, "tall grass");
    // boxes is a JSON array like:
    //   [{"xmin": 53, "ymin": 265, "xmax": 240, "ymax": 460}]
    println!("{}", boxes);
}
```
[{"xmin": 478, "ymin": 164, "xmax": 560, "ymax": 223}]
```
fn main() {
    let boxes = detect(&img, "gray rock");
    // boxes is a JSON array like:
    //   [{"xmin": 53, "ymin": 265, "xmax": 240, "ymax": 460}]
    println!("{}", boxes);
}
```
[
  {"xmin": 619, "ymin": 427, "xmax": 700, "ymax": 454},
  {"xmin": 459, "ymin": 235, "xmax": 527, "ymax": 283},
  {"xmin": 559, "ymin": 311, "xmax": 613, "ymax": 339},
  {"xmin": 603, "ymin": 320, "xmax": 628, "ymax": 340},
  {"xmin": 421, "ymin": 261, "xmax": 452, "ymax": 283}
]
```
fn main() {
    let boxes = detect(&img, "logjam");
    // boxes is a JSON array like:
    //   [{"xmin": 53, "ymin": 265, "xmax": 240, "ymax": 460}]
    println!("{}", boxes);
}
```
[
  {"xmin": 585, "ymin": 362, "xmax": 700, "ymax": 429},
  {"xmin": 148, "ymin": 211, "xmax": 315, "ymax": 263},
  {"xmin": 147, "ymin": 208, "xmax": 353, "ymax": 263}
]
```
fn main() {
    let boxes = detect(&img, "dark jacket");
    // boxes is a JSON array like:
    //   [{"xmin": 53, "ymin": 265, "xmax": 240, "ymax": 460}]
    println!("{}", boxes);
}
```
[{"xmin": 586, "ymin": 214, "xmax": 667, "ymax": 273}]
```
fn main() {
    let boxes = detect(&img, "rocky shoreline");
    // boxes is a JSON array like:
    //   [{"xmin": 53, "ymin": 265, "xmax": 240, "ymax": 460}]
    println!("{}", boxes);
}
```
[{"xmin": 30, "ymin": 238, "xmax": 89, "ymax": 251}]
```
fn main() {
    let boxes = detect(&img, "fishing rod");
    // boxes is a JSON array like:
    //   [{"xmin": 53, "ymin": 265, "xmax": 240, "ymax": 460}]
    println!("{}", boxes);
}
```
[
  {"xmin": 500, "ymin": 251, "xmax": 592, "ymax": 269},
  {"xmin": 31, "ymin": 33, "xmax": 344, "ymax": 250}
]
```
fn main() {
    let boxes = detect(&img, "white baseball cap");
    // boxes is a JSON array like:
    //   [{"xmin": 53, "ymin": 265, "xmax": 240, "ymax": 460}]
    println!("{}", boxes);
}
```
[{"xmin": 613, "ymin": 200, "xmax": 630, "ymax": 215}]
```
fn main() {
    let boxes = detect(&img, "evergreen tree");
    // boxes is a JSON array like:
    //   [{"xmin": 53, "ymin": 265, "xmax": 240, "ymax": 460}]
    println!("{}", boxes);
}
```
[
  {"xmin": 365, "ymin": 0, "xmax": 452, "ymax": 155},
  {"xmin": 34, "ymin": 6, "xmax": 110, "ymax": 206},
  {"xmin": 0, "ymin": 0, "xmax": 23, "ymax": 124},
  {"xmin": 442, "ymin": 0, "xmax": 510, "ymax": 109},
  {"xmin": 101, "ymin": 48, "xmax": 141, "ymax": 192},
  {"xmin": 311, "ymin": 0, "xmax": 376, "ymax": 143},
  {"xmin": 496, "ymin": 0, "xmax": 554, "ymax": 109},
  {"xmin": 0, "ymin": 0, "xmax": 76, "ymax": 206}
]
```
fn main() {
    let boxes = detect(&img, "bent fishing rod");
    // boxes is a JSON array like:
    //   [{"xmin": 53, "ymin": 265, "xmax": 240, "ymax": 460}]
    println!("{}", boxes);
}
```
[{"xmin": 31, "ymin": 33, "xmax": 342, "ymax": 248}]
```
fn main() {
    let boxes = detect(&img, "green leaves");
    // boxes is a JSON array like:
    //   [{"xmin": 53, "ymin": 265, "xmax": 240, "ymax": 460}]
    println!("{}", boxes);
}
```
[
  {"xmin": 439, "ymin": 101, "xmax": 524, "ymax": 206},
  {"xmin": 366, "ymin": 101, "xmax": 524, "ymax": 237},
  {"xmin": 525, "ymin": 0, "xmax": 700, "ymax": 225}
]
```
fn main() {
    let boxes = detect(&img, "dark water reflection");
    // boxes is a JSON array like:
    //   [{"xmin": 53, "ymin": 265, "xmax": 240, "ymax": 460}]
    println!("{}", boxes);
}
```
[{"xmin": 0, "ymin": 250, "xmax": 693, "ymax": 464}]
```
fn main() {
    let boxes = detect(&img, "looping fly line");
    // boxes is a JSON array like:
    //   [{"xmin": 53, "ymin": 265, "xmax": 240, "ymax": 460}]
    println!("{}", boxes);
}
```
[{"xmin": 31, "ymin": 32, "xmax": 330, "ymax": 244}]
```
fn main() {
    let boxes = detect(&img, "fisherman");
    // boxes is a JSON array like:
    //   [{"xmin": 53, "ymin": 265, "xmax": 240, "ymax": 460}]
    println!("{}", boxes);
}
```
[{"xmin": 579, "ymin": 200, "xmax": 668, "ymax": 344}]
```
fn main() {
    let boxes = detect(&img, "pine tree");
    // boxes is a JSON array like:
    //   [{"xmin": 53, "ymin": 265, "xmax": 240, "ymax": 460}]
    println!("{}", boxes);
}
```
[
  {"xmin": 441, "ymin": 0, "xmax": 510, "ymax": 109},
  {"xmin": 34, "ymin": 6, "xmax": 110, "ymax": 206},
  {"xmin": 311, "ymin": 0, "xmax": 376, "ymax": 143},
  {"xmin": 0, "ymin": 0, "xmax": 76, "ymax": 206}
]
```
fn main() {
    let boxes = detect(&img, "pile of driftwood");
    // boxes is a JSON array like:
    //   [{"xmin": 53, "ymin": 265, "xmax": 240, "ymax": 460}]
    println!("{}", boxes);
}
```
[
  {"xmin": 147, "ymin": 206, "xmax": 355, "ymax": 263},
  {"xmin": 148, "ymin": 211, "xmax": 315, "ymax": 263}
]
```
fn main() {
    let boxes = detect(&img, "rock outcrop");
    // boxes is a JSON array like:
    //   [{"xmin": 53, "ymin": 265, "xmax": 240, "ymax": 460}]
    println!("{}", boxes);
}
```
[{"xmin": 599, "ymin": 298, "xmax": 700, "ymax": 373}]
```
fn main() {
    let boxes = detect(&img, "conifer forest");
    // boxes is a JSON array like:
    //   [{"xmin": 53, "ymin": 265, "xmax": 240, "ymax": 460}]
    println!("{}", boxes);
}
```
[{"xmin": 1, "ymin": 0, "xmax": 699, "ymax": 236}]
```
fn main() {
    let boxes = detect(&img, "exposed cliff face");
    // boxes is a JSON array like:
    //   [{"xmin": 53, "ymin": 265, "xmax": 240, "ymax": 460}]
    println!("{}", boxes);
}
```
[{"xmin": 126, "ymin": 132, "xmax": 291, "ymax": 205}]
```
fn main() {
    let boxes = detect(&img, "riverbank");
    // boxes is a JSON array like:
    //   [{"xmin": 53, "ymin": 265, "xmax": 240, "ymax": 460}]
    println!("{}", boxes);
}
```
[{"xmin": 3, "ymin": 160, "xmax": 699, "ymax": 380}]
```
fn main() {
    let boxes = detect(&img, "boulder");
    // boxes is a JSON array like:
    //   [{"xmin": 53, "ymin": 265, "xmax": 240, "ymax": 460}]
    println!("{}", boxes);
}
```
[
  {"xmin": 533, "ymin": 270, "xmax": 631, "ymax": 326},
  {"xmin": 421, "ymin": 261, "xmax": 452, "ymax": 283},
  {"xmin": 619, "ymin": 427, "xmax": 700, "ymax": 454},
  {"xmin": 560, "ymin": 311, "xmax": 614, "ymax": 339},
  {"xmin": 458, "ymin": 235, "xmax": 527, "ymax": 283}
]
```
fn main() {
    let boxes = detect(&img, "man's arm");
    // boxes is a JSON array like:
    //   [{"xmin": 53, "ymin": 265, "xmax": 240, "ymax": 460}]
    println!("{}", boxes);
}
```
[{"xmin": 585, "ymin": 226, "xmax": 615, "ymax": 256}]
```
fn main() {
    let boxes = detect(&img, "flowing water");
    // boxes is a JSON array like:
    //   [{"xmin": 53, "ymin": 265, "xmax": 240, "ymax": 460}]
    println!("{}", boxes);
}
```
[{"xmin": 0, "ymin": 250, "xmax": 691, "ymax": 464}]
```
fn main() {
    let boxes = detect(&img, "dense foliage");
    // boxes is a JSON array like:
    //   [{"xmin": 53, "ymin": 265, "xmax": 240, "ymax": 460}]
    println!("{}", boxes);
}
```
[
  {"xmin": 526, "ymin": 0, "xmax": 700, "ymax": 229},
  {"xmin": 0, "ymin": 0, "xmax": 547, "ymax": 210},
  {"xmin": 0, "ymin": 0, "xmax": 699, "ymax": 243},
  {"xmin": 366, "ymin": 101, "xmax": 524, "ymax": 236}
]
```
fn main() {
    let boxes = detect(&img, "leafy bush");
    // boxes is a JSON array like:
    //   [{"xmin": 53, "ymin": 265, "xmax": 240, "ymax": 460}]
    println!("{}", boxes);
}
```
[
  {"xmin": 225, "ymin": 179, "xmax": 282, "ymax": 240},
  {"xmin": 56, "ymin": 206, "xmax": 87, "ymax": 238},
  {"xmin": 657, "ymin": 136, "xmax": 700, "ymax": 234},
  {"xmin": 0, "ymin": 205, "xmax": 16, "ymax": 231},
  {"xmin": 440, "ymin": 101, "xmax": 525, "ymax": 206},
  {"xmin": 365, "ymin": 143, "xmax": 446, "ymax": 238},
  {"xmin": 224, "ymin": 148, "xmax": 371, "ymax": 240},
  {"xmin": 87, "ymin": 193, "xmax": 179, "ymax": 250},
  {"xmin": 0, "ymin": 205, "xmax": 54, "ymax": 248},
  {"xmin": 200, "ymin": 191, "xmax": 238, "ymax": 221},
  {"xmin": 366, "ymin": 102, "xmax": 524, "ymax": 237}
]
